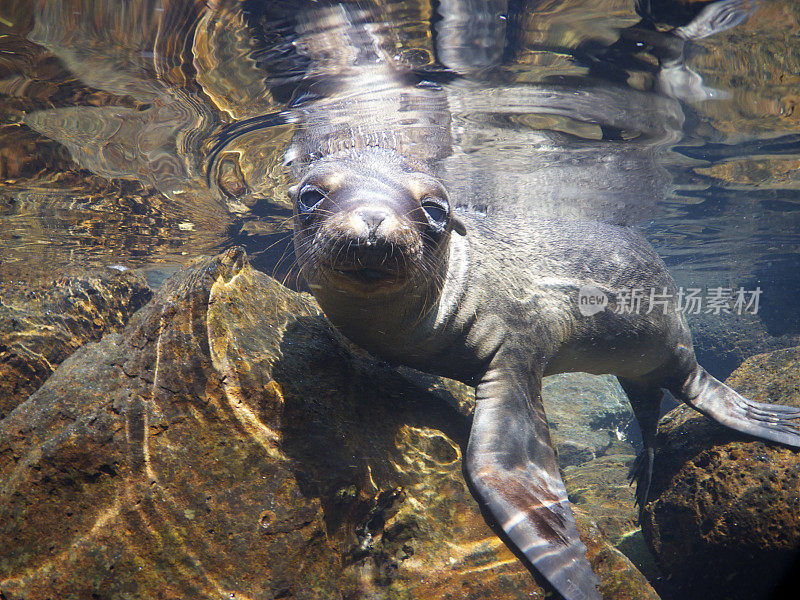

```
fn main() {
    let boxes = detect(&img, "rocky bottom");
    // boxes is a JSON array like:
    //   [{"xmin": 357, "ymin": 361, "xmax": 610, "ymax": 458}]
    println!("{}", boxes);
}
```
[{"xmin": 0, "ymin": 249, "xmax": 798, "ymax": 600}]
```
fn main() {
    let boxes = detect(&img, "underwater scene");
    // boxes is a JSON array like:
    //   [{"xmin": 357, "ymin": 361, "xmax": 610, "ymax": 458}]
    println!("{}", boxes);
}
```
[{"xmin": 1, "ymin": 0, "xmax": 799, "ymax": 599}]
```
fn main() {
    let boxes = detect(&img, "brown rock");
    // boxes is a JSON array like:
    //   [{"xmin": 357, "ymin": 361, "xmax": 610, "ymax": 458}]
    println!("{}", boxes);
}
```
[
  {"xmin": 563, "ymin": 450, "xmax": 638, "ymax": 546},
  {"xmin": 0, "ymin": 249, "xmax": 658, "ymax": 600},
  {"xmin": 640, "ymin": 346, "xmax": 800, "ymax": 600},
  {"xmin": 0, "ymin": 268, "xmax": 152, "ymax": 418}
]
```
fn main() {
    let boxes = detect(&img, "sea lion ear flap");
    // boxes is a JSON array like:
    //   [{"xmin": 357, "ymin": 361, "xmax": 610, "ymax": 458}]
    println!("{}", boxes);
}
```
[{"xmin": 451, "ymin": 215, "xmax": 467, "ymax": 236}]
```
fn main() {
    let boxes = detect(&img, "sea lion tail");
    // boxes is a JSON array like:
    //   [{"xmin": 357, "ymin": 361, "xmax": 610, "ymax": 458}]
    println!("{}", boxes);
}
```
[{"xmin": 673, "ymin": 364, "xmax": 800, "ymax": 447}]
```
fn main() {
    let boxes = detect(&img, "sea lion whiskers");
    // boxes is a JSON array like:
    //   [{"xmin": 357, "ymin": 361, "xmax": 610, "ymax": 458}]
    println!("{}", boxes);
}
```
[
  {"xmin": 401, "ymin": 258, "xmax": 451, "ymax": 332},
  {"xmin": 241, "ymin": 219, "xmax": 306, "ymax": 289},
  {"xmin": 285, "ymin": 234, "xmax": 318, "ymax": 286},
  {"xmin": 417, "ymin": 273, "xmax": 451, "ymax": 321}
]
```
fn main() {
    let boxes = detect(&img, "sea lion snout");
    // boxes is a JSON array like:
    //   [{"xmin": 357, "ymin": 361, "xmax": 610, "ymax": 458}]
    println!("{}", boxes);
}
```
[
  {"xmin": 318, "ymin": 202, "xmax": 414, "ymax": 247},
  {"xmin": 293, "ymin": 188, "xmax": 425, "ymax": 292},
  {"xmin": 352, "ymin": 206, "xmax": 396, "ymax": 239},
  {"xmin": 316, "ymin": 205, "xmax": 422, "ymax": 284}
]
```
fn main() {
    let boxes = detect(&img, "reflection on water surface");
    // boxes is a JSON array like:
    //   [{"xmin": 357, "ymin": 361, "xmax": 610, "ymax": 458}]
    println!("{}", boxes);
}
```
[{"xmin": 3, "ymin": 0, "xmax": 798, "ymax": 370}]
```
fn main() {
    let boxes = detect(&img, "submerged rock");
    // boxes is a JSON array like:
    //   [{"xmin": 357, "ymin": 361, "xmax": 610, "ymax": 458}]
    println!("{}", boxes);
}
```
[
  {"xmin": 0, "ymin": 268, "xmax": 152, "ymax": 418},
  {"xmin": 562, "ymin": 446, "xmax": 662, "ymax": 588},
  {"xmin": 542, "ymin": 373, "xmax": 635, "ymax": 467},
  {"xmin": 0, "ymin": 249, "xmax": 658, "ymax": 600},
  {"xmin": 563, "ymin": 447, "xmax": 639, "ymax": 546},
  {"xmin": 405, "ymin": 369, "xmax": 638, "ymax": 469},
  {"xmin": 640, "ymin": 346, "xmax": 800, "ymax": 600}
]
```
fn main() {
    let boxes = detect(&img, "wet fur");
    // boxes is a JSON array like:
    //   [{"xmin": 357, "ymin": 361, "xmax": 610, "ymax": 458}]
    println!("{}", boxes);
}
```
[{"xmin": 292, "ymin": 149, "xmax": 800, "ymax": 600}]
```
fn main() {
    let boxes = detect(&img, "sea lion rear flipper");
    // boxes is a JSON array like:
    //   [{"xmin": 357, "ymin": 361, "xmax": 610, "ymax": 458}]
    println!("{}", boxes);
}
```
[
  {"xmin": 467, "ymin": 355, "xmax": 602, "ymax": 600},
  {"xmin": 617, "ymin": 378, "xmax": 663, "ymax": 507},
  {"xmin": 676, "ymin": 366, "xmax": 800, "ymax": 447}
]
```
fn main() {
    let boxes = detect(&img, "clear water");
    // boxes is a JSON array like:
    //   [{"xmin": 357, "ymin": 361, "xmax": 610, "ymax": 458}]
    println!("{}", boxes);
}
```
[
  {"xmin": 2, "ymin": 0, "xmax": 798, "ymax": 378},
  {"xmin": 1, "ymin": 0, "xmax": 799, "ymax": 598}
]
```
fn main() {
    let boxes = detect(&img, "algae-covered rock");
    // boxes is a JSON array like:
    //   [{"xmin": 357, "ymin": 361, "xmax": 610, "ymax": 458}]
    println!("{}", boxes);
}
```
[
  {"xmin": 640, "ymin": 346, "xmax": 800, "ymax": 600},
  {"xmin": 0, "ymin": 249, "xmax": 658, "ymax": 599},
  {"xmin": 0, "ymin": 268, "xmax": 152, "ymax": 418},
  {"xmin": 563, "ymin": 448, "xmax": 639, "ymax": 546}
]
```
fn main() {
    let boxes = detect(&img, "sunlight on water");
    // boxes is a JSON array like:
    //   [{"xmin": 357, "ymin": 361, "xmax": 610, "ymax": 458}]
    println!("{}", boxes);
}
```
[{"xmin": 2, "ymin": 0, "xmax": 797, "ymax": 369}]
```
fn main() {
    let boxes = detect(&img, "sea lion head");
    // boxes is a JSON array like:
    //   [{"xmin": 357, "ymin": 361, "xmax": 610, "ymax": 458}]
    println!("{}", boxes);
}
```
[{"xmin": 291, "ymin": 150, "xmax": 464, "ymax": 298}]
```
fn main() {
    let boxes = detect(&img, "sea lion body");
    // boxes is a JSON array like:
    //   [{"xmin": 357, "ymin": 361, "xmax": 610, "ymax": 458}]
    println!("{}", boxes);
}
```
[
  {"xmin": 296, "ymin": 150, "xmax": 683, "ymax": 382},
  {"xmin": 292, "ymin": 149, "xmax": 800, "ymax": 600},
  {"xmin": 314, "ymin": 206, "xmax": 682, "ymax": 383},
  {"xmin": 285, "ymin": 5, "xmax": 800, "ymax": 600}
]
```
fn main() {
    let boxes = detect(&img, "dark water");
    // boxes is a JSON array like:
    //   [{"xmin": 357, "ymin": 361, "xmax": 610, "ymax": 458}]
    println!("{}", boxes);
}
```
[{"xmin": 2, "ymin": 0, "xmax": 799, "ymax": 377}]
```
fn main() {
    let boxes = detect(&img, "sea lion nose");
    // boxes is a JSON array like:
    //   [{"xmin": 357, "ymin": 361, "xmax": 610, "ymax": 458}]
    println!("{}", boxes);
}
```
[{"xmin": 354, "ymin": 206, "xmax": 392, "ymax": 236}]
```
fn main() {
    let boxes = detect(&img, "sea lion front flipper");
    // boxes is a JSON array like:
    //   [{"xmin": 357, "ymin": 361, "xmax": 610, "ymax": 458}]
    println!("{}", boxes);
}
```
[{"xmin": 466, "ymin": 355, "xmax": 602, "ymax": 600}]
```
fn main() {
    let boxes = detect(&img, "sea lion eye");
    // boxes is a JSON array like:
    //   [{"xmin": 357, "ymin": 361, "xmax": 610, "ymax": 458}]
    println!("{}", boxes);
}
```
[
  {"xmin": 298, "ymin": 186, "xmax": 325, "ymax": 214},
  {"xmin": 421, "ymin": 197, "xmax": 449, "ymax": 227}
]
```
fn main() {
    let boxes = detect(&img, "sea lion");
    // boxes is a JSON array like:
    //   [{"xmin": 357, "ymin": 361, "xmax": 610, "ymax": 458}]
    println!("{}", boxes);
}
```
[{"xmin": 291, "ymin": 148, "xmax": 800, "ymax": 600}]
